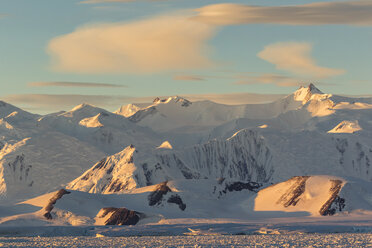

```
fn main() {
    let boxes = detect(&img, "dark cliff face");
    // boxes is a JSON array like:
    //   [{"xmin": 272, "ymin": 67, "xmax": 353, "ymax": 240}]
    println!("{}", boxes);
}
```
[
  {"xmin": 276, "ymin": 176, "xmax": 310, "ymax": 208},
  {"xmin": 223, "ymin": 181, "xmax": 262, "ymax": 193},
  {"xmin": 147, "ymin": 181, "xmax": 186, "ymax": 211},
  {"xmin": 43, "ymin": 189, "xmax": 71, "ymax": 220},
  {"xmin": 167, "ymin": 195, "xmax": 186, "ymax": 211},
  {"xmin": 148, "ymin": 181, "xmax": 172, "ymax": 206},
  {"xmin": 97, "ymin": 207, "xmax": 141, "ymax": 226},
  {"xmin": 319, "ymin": 180, "xmax": 345, "ymax": 216}
]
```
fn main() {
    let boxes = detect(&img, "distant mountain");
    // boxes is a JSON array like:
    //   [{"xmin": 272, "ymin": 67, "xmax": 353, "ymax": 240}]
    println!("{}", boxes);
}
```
[{"xmin": 37, "ymin": 103, "xmax": 161, "ymax": 154}]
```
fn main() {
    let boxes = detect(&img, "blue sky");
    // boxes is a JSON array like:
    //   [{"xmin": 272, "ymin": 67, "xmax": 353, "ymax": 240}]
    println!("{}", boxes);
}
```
[{"xmin": 1, "ymin": 0, "xmax": 371, "ymax": 113}]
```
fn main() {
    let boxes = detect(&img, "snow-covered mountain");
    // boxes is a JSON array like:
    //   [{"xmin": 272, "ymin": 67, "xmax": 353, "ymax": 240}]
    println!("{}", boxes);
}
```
[
  {"xmin": 67, "ymin": 129, "xmax": 273, "ymax": 193},
  {"xmin": 1, "ymin": 84, "xmax": 372, "ymax": 226},
  {"xmin": 37, "ymin": 103, "xmax": 161, "ymax": 154}
]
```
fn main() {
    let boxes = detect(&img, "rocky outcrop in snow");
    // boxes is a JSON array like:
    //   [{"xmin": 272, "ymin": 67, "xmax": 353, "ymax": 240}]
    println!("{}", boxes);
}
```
[
  {"xmin": 255, "ymin": 176, "xmax": 347, "ymax": 216},
  {"xmin": 43, "ymin": 189, "xmax": 71, "ymax": 220},
  {"xmin": 96, "ymin": 207, "xmax": 141, "ymax": 225}
]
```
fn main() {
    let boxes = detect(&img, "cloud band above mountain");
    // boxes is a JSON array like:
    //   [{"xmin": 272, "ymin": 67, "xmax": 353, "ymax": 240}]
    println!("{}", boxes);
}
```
[
  {"xmin": 194, "ymin": 1, "xmax": 372, "ymax": 26},
  {"xmin": 28, "ymin": 81, "xmax": 125, "ymax": 88}
]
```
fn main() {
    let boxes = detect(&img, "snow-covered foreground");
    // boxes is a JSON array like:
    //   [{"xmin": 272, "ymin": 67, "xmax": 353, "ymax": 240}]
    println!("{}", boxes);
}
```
[{"xmin": 0, "ymin": 233, "xmax": 371, "ymax": 247}]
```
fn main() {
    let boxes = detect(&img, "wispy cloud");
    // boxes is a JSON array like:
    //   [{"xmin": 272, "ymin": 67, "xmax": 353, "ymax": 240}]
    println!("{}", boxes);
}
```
[
  {"xmin": 194, "ymin": 1, "xmax": 372, "ymax": 26},
  {"xmin": 183, "ymin": 92, "xmax": 285, "ymax": 105},
  {"xmin": 257, "ymin": 42, "xmax": 345, "ymax": 78},
  {"xmin": 118, "ymin": 93, "xmax": 286, "ymax": 105},
  {"xmin": 235, "ymin": 73, "xmax": 304, "ymax": 87},
  {"xmin": 28, "ymin": 81, "xmax": 125, "ymax": 88},
  {"xmin": 48, "ymin": 15, "xmax": 215, "ymax": 74},
  {"xmin": 3, "ymin": 94, "xmax": 131, "ymax": 113},
  {"xmin": 173, "ymin": 75, "xmax": 205, "ymax": 81}
]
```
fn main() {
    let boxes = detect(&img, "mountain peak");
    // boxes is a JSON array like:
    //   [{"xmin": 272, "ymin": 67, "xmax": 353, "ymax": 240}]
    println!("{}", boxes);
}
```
[
  {"xmin": 114, "ymin": 104, "xmax": 141, "ymax": 118},
  {"xmin": 70, "ymin": 103, "xmax": 98, "ymax": 112},
  {"xmin": 152, "ymin": 96, "xmax": 192, "ymax": 107},
  {"xmin": 308, "ymin": 83, "xmax": 322, "ymax": 94},
  {"xmin": 293, "ymin": 83, "xmax": 323, "ymax": 103}
]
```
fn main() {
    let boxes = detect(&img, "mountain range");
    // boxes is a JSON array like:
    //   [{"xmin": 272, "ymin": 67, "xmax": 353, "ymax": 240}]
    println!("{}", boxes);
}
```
[{"xmin": 1, "ymin": 84, "xmax": 372, "ymax": 226}]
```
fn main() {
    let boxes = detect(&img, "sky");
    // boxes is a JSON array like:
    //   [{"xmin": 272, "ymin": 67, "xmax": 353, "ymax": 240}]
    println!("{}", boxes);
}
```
[{"xmin": 1, "ymin": 0, "xmax": 372, "ymax": 113}]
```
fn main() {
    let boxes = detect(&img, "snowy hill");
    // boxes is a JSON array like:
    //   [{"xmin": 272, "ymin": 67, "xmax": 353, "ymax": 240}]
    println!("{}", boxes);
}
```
[{"xmin": 2, "ymin": 175, "xmax": 372, "ymax": 226}]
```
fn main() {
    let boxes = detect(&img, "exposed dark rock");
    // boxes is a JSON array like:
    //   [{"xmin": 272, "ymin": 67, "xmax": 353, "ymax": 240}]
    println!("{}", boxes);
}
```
[
  {"xmin": 223, "ymin": 181, "xmax": 262, "ymax": 194},
  {"xmin": 98, "ymin": 207, "xmax": 141, "ymax": 225},
  {"xmin": 277, "ymin": 176, "xmax": 310, "ymax": 207},
  {"xmin": 7, "ymin": 154, "xmax": 32, "ymax": 184},
  {"xmin": 142, "ymin": 163, "xmax": 153, "ymax": 186},
  {"xmin": 43, "ymin": 189, "xmax": 71, "ymax": 220},
  {"xmin": 107, "ymin": 178, "xmax": 128, "ymax": 193},
  {"xmin": 92, "ymin": 158, "xmax": 107, "ymax": 170},
  {"xmin": 167, "ymin": 195, "xmax": 186, "ymax": 211},
  {"xmin": 148, "ymin": 181, "xmax": 172, "ymax": 206},
  {"xmin": 175, "ymin": 97, "xmax": 192, "ymax": 107},
  {"xmin": 320, "ymin": 179, "xmax": 345, "ymax": 216}
]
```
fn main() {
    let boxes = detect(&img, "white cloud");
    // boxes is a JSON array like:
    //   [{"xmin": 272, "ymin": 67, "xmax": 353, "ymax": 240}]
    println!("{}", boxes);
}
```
[
  {"xmin": 257, "ymin": 42, "xmax": 345, "ymax": 78},
  {"xmin": 48, "ymin": 15, "xmax": 215, "ymax": 74},
  {"xmin": 194, "ymin": 1, "xmax": 372, "ymax": 26},
  {"xmin": 28, "ymin": 81, "xmax": 125, "ymax": 88}
]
